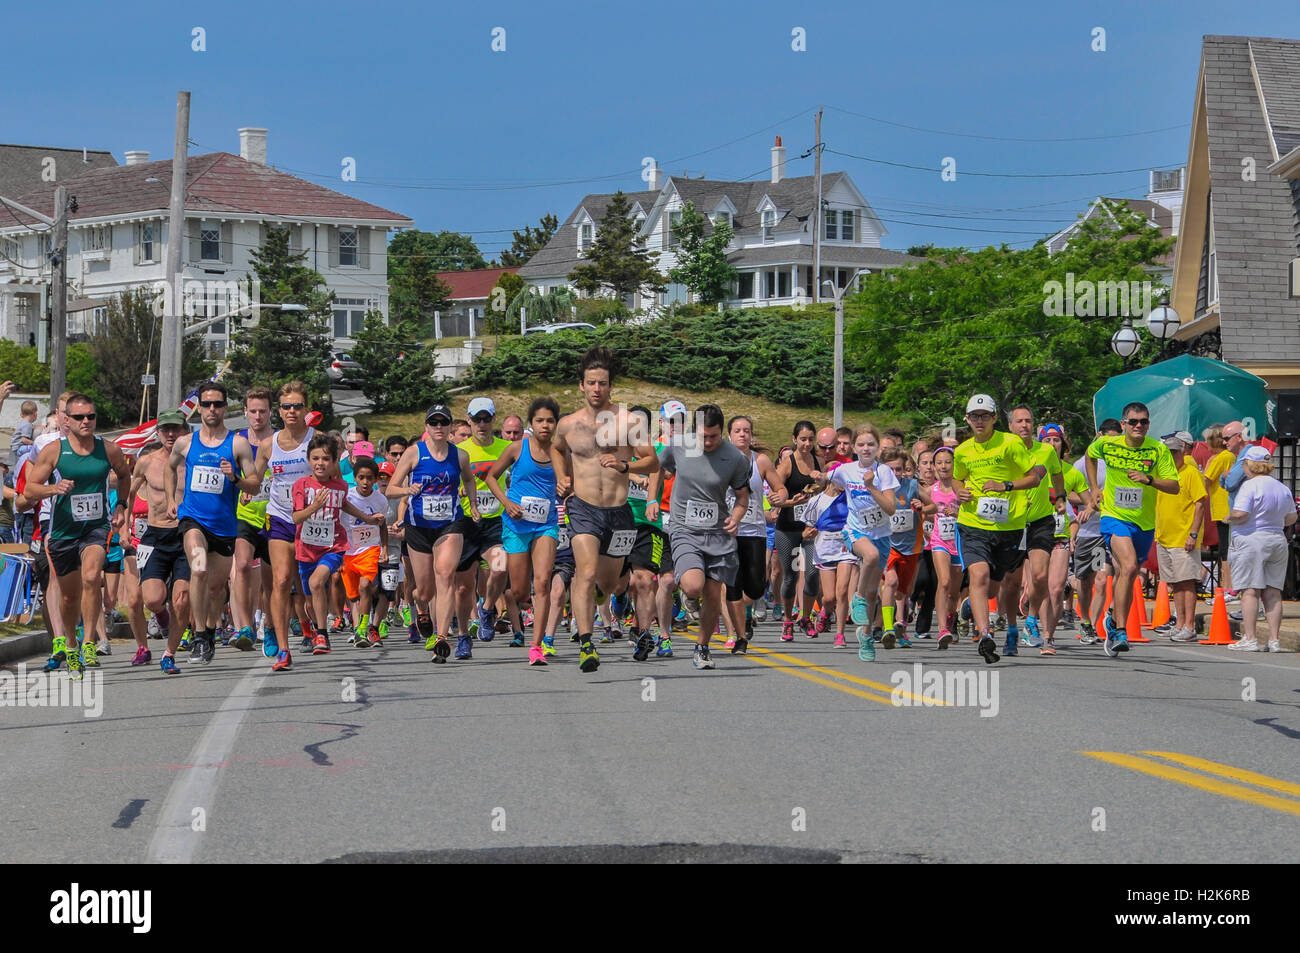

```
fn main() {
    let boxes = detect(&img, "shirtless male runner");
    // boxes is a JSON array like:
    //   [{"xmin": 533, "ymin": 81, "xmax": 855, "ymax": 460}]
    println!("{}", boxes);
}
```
[{"xmin": 550, "ymin": 346, "xmax": 660, "ymax": 672}]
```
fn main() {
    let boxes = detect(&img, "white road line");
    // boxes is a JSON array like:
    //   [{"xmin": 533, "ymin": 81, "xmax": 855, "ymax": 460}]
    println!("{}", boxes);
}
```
[
  {"xmin": 1165, "ymin": 646, "xmax": 1300, "ymax": 672},
  {"xmin": 146, "ymin": 664, "xmax": 269, "ymax": 863}
]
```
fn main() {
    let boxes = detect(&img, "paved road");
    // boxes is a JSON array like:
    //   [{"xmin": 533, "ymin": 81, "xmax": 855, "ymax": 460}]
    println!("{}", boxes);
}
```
[{"xmin": 3, "ymin": 618, "xmax": 1298, "ymax": 864}]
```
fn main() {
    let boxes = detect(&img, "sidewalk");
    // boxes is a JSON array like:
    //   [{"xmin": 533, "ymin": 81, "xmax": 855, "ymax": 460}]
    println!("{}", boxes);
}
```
[{"xmin": 1146, "ymin": 594, "xmax": 1300, "ymax": 650}]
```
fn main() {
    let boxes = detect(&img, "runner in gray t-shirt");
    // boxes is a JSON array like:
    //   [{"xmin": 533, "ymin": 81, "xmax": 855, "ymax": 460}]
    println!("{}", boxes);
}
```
[{"xmin": 658, "ymin": 404, "xmax": 750, "ymax": 668}]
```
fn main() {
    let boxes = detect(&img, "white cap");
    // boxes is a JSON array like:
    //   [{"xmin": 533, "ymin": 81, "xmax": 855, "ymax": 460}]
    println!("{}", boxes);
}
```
[
  {"xmin": 1243, "ymin": 445, "xmax": 1272, "ymax": 462},
  {"xmin": 467, "ymin": 397, "xmax": 496, "ymax": 418},
  {"xmin": 966, "ymin": 394, "xmax": 997, "ymax": 414},
  {"xmin": 660, "ymin": 399, "xmax": 687, "ymax": 420}
]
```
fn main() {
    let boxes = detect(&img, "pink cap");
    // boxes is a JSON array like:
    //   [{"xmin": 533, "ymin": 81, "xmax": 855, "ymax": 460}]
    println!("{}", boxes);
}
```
[{"xmin": 352, "ymin": 440, "xmax": 375, "ymax": 459}]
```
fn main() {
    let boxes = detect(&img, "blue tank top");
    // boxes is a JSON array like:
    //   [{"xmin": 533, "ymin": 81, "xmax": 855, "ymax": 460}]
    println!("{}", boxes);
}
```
[
  {"xmin": 816, "ymin": 493, "xmax": 849, "ymax": 533},
  {"xmin": 504, "ymin": 436, "xmax": 557, "ymax": 533},
  {"xmin": 177, "ymin": 429, "xmax": 239, "ymax": 537},
  {"xmin": 408, "ymin": 439, "xmax": 462, "ymax": 529}
]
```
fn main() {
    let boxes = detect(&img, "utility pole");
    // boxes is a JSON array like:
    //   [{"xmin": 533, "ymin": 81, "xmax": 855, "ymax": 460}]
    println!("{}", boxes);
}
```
[
  {"xmin": 812, "ymin": 105, "xmax": 823, "ymax": 304},
  {"xmin": 158, "ymin": 91, "xmax": 190, "ymax": 411},
  {"xmin": 50, "ymin": 185, "xmax": 69, "ymax": 401}
]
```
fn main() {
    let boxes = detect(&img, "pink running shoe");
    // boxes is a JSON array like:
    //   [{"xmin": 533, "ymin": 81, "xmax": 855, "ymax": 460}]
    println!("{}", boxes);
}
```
[
  {"xmin": 130, "ymin": 645, "xmax": 152, "ymax": 665},
  {"xmin": 781, "ymin": 621, "xmax": 795, "ymax": 642},
  {"xmin": 814, "ymin": 609, "xmax": 829, "ymax": 635},
  {"xmin": 724, "ymin": 636, "xmax": 737, "ymax": 650},
  {"xmin": 528, "ymin": 645, "xmax": 547, "ymax": 666},
  {"xmin": 833, "ymin": 633, "xmax": 846, "ymax": 647}
]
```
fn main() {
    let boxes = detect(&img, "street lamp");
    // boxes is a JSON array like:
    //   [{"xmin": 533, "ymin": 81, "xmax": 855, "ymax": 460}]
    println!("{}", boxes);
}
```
[
  {"xmin": 1146, "ymin": 300, "xmax": 1181, "ymax": 356},
  {"xmin": 1110, "ymin": 318, "xmax": 1141, "ymax": 358},
  {"xmin": 822, "ymin": 269, "xmax": 861, "ymax": 429}
]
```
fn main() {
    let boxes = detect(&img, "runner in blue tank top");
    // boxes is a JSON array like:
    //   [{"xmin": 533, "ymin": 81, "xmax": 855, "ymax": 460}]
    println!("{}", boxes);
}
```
[
  {"xmin": 485, "ymin": 397, "xmax": 561, "ymax": 665},
  {"xmin": 386, "ymin": 402, "xmax": 480, "ymax": 662},
  {"xmin": 164, "ymin": 382, "xmax": 258, "ymax": 665}
]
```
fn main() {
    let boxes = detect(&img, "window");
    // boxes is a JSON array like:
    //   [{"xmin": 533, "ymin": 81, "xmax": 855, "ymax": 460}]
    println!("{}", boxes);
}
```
[
  {"xmin": 200, "ymin": 223, "xmax": 220, "ymax": 261},
  {"xmin": 84, "ymin": 225, "xmax": 111, "ymax": 253},
  {"xmin": 761, "ymin": 209, "xmax": 776, "ymax": 243},
  {"xmin": 1206, "ymin": 207, "xmax": 1218, "ymax": 307},
  {"xmin": 669, "ymin": 210, "xmax": 682, "ymax": 248},
  {"xmin": 39, "ymin": 233, "xmax": 51, "ymax": 266},
  {"xmin": 712, "ymin": 211, "xmax": 731, "ymax": 229},
  {"xmin": 824, "ymin": 209, "xmax": 838, "ymax": 240},
  {"xmin": 333, "ymin": 297, "xmax": 367, "ymax": 338},
  {"xmin": 338, "ymin": 228, "xmax": 359, "ymax": 266},
  {"xmin": 579, "ymin": 222, "xmax": 593, "ymax": 252},
  {"xmin": 736, "ymin": 272, "xmax": 754, "ymax": 299},
  {"xmin": 1152, "ymin": 169, "xmax": 1182, "ymax": 192},
  {"xmin": 840, "ymin": 210, "xmax": 854, "ymax": 242},
  {"xmin": 1, "ymin": 237, "xmax": 18, "ymax": 267},
  {"xmin": 139, "ymin": 222, "xmax": 155, "ymax": 263},
  {"xmin": 777, "ymin": 271, "xmax": 791, "ymax": 298}
]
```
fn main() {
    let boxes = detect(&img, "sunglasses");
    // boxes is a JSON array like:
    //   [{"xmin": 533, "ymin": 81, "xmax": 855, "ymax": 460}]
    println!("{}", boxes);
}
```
[
  {"xmin": 69, "ymin": 413, "xmax": 96, "ymax": 422},
  {"xmin": 817, "ymin": 444, "xmax": 836, "ymax": 452},
  {"xmin": 470, "ymin": 414, "xmax": 493, "ymax": 423},
  {"xmin": 199, "ymin": 400, "xmax": 227, "ymax": 408},
  {"xmin": 427, "ymin": 418, "xmax": 451, "ymax": 427},
  {"xmin": 280, "ymin": 402, "xmax": 305, "ymax": 411},
  {"xmin": 967, "ymin": 412, "xmax": 994, "ymax": 421},
  {"xmin": 1124, "ymin": 418, "xmax": 1150, "ymax": 426}
]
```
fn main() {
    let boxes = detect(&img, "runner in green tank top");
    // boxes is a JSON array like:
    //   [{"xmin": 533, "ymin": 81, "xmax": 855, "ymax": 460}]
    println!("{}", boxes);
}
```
[{"xmin": 24, "ymin": 394, "xmax": 131, "ymax": 679}]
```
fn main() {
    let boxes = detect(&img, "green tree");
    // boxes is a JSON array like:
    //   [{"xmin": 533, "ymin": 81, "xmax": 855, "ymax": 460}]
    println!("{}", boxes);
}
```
[
  {"xmin": 668, "ymin": 201, "xmax": 738, "ymax": 305},
  {"xmin": 509, "ymin": 285, "xmax": 579, "ymax": 330},
  {"xmin": 350, "ymin": 312, "xmax": 449, "ymax": 413},
  {"xmin": 484, "ymin": 270, "xmax": 527, "ymax": 334},
  {"xmin": 390, "ymin": 249, "xmax": 452, "ymax": 334},
  {"xmin": 226, "ymin": 226, "xmax": 334, "ymax": 421},
  {"xmin": 568, "ymin": 191, "xmax": 667, "ymax": 303},
  {"xmin": 388, "ymin": 229, "xmax": 487, "ymax": 280},
  {"xmin": 845, "ymin": 201, "xmax": 1175, "ymax": 444},
  {"xmin": 499, "ymin": 213, "xmax": 559, "ymax": 267}
]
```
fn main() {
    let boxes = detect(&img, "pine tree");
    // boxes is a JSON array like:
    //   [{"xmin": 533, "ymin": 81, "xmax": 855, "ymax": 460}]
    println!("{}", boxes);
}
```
[
  {"xmin": 500, "ymin": 213, "xmax": 559, "ymax": 267},
  {"xmin": 568, "ymin": 192, "xmax": 666, "ymax": 303}
]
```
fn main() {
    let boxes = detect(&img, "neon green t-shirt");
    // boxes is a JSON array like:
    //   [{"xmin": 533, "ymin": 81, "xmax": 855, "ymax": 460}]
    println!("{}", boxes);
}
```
[
  {"xmin": 1022, "ymin": 440, "xmax": 1063, "ymax": 524},
  {"xmin": 952, "ymin": 430, "xmax": 1036, "ymax": 532},
  {"xmin": 1085, "ymin": 435, "xmax": 1177, "ymax": 531},
  {"xmin": 458, "ymin": 436, "xmax": 512, "ymax": 519}
]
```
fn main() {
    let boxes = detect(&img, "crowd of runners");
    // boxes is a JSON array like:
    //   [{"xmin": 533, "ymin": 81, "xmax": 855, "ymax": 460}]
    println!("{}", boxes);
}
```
[{"xmin": 10, "ymin": 343, "xmax": 1279, "ymax": 681}]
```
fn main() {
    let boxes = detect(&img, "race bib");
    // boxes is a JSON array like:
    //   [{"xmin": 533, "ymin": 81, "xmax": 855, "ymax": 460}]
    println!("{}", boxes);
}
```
[
  {"xmin": 70, "ymin": 493, "xmax": 103, "ymax": 522},
  {"xmin": 520, "ymin": 495, "xmax": 551, "ymax": 523},
  {"xmin": 627, "ymin": 481, "xmax": 649, "ymax": 501},
  {"xmin": 1053, "ymin": 512, "xmax": 1067, "ymax": 536},
  {"xmin": 793, "ymin": 502, "xmax": 809, "ymax": 523},
  {"xmin": 29, "ymin": 539, "xmax": 42, "ymax": 555},
  {"xmin": 274, "ymin": 483, "xmax": 293, "ymax": 508},
  {"xmin": 380, "ymin": 566, "xmax": 400, "ymax": 590},
  {"xmin": 685, "ymin": 499, "xmax": 719, "ymax": 528},
  {"xmin": 476, "ymin": 490, "xmax": 501, "ymax": 516},
  {"xmin": 890, "ymin": 509, "xmax": 915, "ymax": 533},
  {"xmin": 607, "ymin": 529, "xmax": 636, "ymax": 557},
  {"xmin": 135, "ymin": 544, "xmax": 153, "ymax": 569},
  {"xmin": 190, "ymin": 465, "xmax": 224, "ymax": 494},
  {"xmin": 350, "ymin": 523, "xmax": 379, "ymax": 548},
  {"xmin": 132, "ymin": 516, "xmax": 148, "ymax": 539},
  {"xmin": 302, "ymin": 518, "xmax": 335, "ymax": 547},
  {"xmin": 1114, "ymin": 485, "xmax": 1144, "ymax": 510},
  {"xmin": 937, "ymin": 516, "xmax": 957, "ymax": 541},
  {"xmin": 253, "ymin": 475, "xmax": 272, "ymax": 503},
  {"xmin": 557, "ymin": 524, "xmax": 571, "ymax": 551},
  {"xmin": 860, "ymin": 506, "xmax": 887, "ymax": 530},
  {"xmin": 743, "ymin": 496, "xmax": 764, "ymax": 525},
  {"xmin": 975, "ymin": 496, "xmax": 1010, "ymax": 524},
  {"xmin": 421, "ymin": 494, "xmax": 455, "ymax": 521}
]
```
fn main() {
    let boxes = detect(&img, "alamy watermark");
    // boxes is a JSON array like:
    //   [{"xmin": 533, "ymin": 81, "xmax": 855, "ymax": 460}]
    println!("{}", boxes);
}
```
[
  {"xmin": 890, "ymin": 663, "xmax": 999, "ymax": 717},
  {"xmin": 0, "ymin": 664, "xmax": 103, "ymax": 717},
  {"xmin": 1042, "ymin": 273, "xmax": 1157, "ymax": 318}
]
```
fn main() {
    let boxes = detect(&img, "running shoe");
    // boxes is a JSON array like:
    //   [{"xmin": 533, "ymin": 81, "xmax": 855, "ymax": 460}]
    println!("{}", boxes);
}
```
[
  {"xmin": 672, "ymin": 608, "xmax": 689, "ymax": 631},
  {"xmin": 66, "ymin": 649, "xmax": 84, "ymax": 680},
  {"xmin": 310, "ymin": 634, "xmax": 330, "ymax": 655},
  {"xmin": 367, "ymin": 626, "xmax": 381, "ymax": 646},
  {"xmin": 189, "ymin": 634, "xmax": 207, "ymax": 665},
  {"xmin": 1003, "ymin": 628, "xmax": 1018, "ymax": 657},
  {"xmin": 570, "ymin": 630, "xmax": 581, "ymax": 643},
  {"xmin": 856, "ymin": 627, "xmax": 875, "ymax": 661},
  {"xmin": 43, "ymin": 635, "xmax": 67, "ymax": 672},
  {"xmin": 1267, "ymin": 639, "xmax": 1282, "ymax": 652},
  {"xmin": 430, "ymin": 637, "xmax": 450, "ymax": 663},
  {"xmin": 800, "ymin": 615, "xmax": 817, "ymax": 639},
  {"xmin": 833, "ymin": 633, "xmax": 845, "ymax": 647},
  {"xmin": 937, "ymin": 631, "xmax": 954, "ymax": 651},
  {"xmin": 354, "ymin": 629, "xmax": 372, "ymax": 649},
  {"xmin": 754, "ymin": 600, "xmax": 768, "ymax": 622},
  {"xmin": 731, "ymin": 636, "xmax": 749, "ymax": 655},
  {"xmin": 881, "ymin": 628, "xmax": 897, "ymax": 650},
  {"xmin": 1228, "ymin": 638, "xmax": 1260, "ymax": 652},
  {"xmin": 179, "ymin": 629, "xmax": 193, "ymax": 652},
  {"xmin": 131, "ymin": 645, "xmax": 152, "ymax": 666},
  {"xmin": 850, "ymin": 594, "xmax": 870, "ymax": 625},
  {"xmin": 455, "ymin": 635, "xmax": 473, "ymax": 660},
  {"xmin": 417, "ymin": 613, "xmax": 434, "ymax": 637},
  {"xmin": 1021, "ymin": 615, "xmax": 1043, "ymax": 648},
  {"xmin": 522, "ymin": 607, "xmax": 534, "ymax": 628},
  {"xmin": 746, "ymin": 614, "xmax": 755, "ymax": 641},
  {"xmin": 377, "ymin": 620, "xmax": 389, "ymax": 640},
  {"xmin": 634, "ymin": 631, "xmax": 655, "ymax": 662},
  {"xmin": 578, "ymin": 640, "xmax": 600, "ymax": 673},
  {"xmin": 542, "ymin": 634, "xmax": 556, "ymax": 657},
  {"xmin": 528, "ymin": 645, "xmax": 547, "ymax": 666},
  {"xmin": 814, "ymin": 608, "xmax": 829, "ymax": 634},
  {"xmin": 160, "ymin": 653, "xmax": 181, "ymax": 675},
  {"xmin": 233, "ymin": 626, "xmax": 254, "ymax": 651},
  {"xmin": 299, "ymin": 634, "xmax": 313, "ymax": 652},
  {"xmin": 425, "ymin": 632, "xmax": 439, "ymax": 652},
  {"xmin": 272, "ymin": 649, "xmax": 292, "ymax": 672},
  {"xmin": 1102, "ymin": 613, "xmax": 1127, "ymax": 655},
  {"xmin": 263, "ymin": 626, "xmax": 279, "ymax": 658},
  {"xmin": 780, "ymin": 621, "xmax": 795, "ymax": 642},
  {"xmin": 467, "ymin": 619, "xmax": 479, "ymax": 640},
  {"xmin": 147, "ymin": 613, "xmax": 164, "ymax": 640},
  {"xmin": 97, "ymin": 639, "xmax": 112, "ymax": 656},
  {"xmin": 724, "ymin": 635, "xmax": 737, "ymax": 651},
  {"xmin": 871, "ymin": 627, "xmax": 883, "ymax": 643},
  {"xmin": 509, "ymin": 631, "xmax": 526, "ymax": 648},
  {"xmin": 994, "ymin": 614, "xmax": 1006, "ymax": 631},
  {"xmin": 478, "ymin": 604, "xmax": 498, "ymax": 640},
  {"xmin": 897, "ymin": 627, "xmax": 912, "ymax": 649},
  {"xmin": 692, "ymin": 644, "xmax": 715, "ymax": 670},
  {"xmin": 977, "ymin": 635, "xmax": 1000, "ymax": 664},
  {"xmin": 1170, "ymin": 627, "xmax": 1197, "ymax": 642},
  {"xmin": 772, "ymin": 603, "xmax": 784, "ymax": 621},
  {"xmin": 1040, "ymin": 639, "xmax": 1057, "ymax": 657},
  {"xmin": 684, "ymin": 596, "xmax": 701, "ymax": 621},
  {"xmin": 655, "ymin": 636, "xmax": 674, "ymax": 658},
  {"xmin": 81, "ymin": 639, "xmax": 100, "ymax": 668},
  {"xmin": 408, "ymin": 624, "xmax": 421, "ymax": 644},
  {"xmin": 598, "ymin": 626, "xmax": 616, "ymax": 645},
  {"xmin": 1078, "ymin": 622, "xmax": 1098, "ymax": 645}
]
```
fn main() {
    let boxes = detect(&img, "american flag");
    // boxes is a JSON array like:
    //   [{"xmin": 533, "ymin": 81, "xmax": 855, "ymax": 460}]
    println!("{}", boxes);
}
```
[{"xmin": 114, "ymin": 363, "xmax": 230, "ymax": 455}]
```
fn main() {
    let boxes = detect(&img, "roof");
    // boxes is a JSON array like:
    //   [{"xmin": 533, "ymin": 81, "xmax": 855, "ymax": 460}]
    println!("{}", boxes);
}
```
[
  {"xmin": 3, "ymin": 153, "xmax": 412, "ymax": 227},
  {"xmin": 518, "ymin": 188, "xmax": 660, "ymax": 278},
  {"xmin": 66, "ymin": 296, "xmax": 111, "ymax": 313},
  {"xmin": 0, "ymin": 144, "xmax": 117, "ymax": 204},
  {"xmin": 435, "ymin": 266, "xmax": 520, "ymax": 300},
  {"xmin": 1045, "ymin": 195, "xmax": 1178, "ymax": 268},
  {"xmin": 1198, "ymin": 36, "xmax": 1300, "ymax": 363}
]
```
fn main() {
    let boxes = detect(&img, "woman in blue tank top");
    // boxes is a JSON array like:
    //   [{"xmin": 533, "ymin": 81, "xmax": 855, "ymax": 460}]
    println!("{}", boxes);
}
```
[{"xmin": 485, "ymin": 397, "xmax": 561, "ymax": 666}]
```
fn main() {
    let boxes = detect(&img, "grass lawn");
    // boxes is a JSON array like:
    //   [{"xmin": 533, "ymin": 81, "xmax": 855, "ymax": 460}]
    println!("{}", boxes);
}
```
[{"xmin": 358, "ymin": 379, "xmax": 911, "ymax": 450}]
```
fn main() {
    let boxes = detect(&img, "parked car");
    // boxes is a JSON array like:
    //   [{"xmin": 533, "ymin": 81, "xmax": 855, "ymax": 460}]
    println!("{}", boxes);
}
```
[
  {"xmin": 327, "ymin": 351, "xmax": 363, "ymax": 387},
  {"xmin": 521, "ymin": 322, "xmax": 597, "ymax": 335}
]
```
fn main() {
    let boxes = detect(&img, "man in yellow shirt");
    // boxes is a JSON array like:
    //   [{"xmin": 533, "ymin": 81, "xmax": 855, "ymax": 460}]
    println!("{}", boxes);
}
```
[{"xmin": 1154, "ymin": 431, "xmax": 1207, "ymax": 642}]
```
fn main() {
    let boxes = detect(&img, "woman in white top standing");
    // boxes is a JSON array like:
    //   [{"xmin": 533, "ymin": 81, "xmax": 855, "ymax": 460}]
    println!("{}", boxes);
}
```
[{"xmin": 1224, "ymin": 445, "xmax": 1297, "ymax": 652}]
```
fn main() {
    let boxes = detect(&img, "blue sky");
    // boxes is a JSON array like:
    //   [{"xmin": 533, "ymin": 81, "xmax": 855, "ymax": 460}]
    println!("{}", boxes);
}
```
[{"xmin": 7, "ymin": 0, "xmax": 1300, "ymax": 256}]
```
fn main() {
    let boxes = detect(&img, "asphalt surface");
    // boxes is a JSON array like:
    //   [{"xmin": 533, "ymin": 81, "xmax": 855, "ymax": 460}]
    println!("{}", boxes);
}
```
[{"xmin": 3, "ymin": 615, "xmax": 1298, "ymax": 864}]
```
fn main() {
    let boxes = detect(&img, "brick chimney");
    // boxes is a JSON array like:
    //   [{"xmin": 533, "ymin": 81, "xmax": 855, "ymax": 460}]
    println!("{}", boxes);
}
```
[
  {"xmin": 771, "ymin": 135, "xmax": 786, "ymax": 184},
  {"xmin": 239, "ymin": 127, "xmax": 268, "ymax": 165}
]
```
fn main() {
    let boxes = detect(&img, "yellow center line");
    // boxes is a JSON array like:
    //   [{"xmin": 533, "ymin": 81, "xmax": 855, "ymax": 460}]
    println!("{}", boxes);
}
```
[
  {"xmin": 1080, "ymin": 751, "xmax": 1300, "ymax": 818},
  {"xmin": 1138, "ymin": 751, "xmax": 1300, "ymax": 800},
  {"xmin": 748, "ymin": 644, "xmax": 950, "ymax": 705},
  {"xmin": 742, "ymin": 652, "xmax": 897, "ymax": 706}
]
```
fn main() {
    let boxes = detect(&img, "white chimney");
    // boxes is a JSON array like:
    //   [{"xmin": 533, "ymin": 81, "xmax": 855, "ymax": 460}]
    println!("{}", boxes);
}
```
[
  {"xmin": 647, "ymin": 160, "xmax": 663, "ymax": 192},
  {"xmin": 771, "ymin": 135, "xmax": 786, "ymax": 184},
  {"xmin": 124, "ymin": 150, "xmax": 151, "ymax": 166},
  {"xmin": 239, "ymin": 127, "xmax": 268, "ymax": 165}
]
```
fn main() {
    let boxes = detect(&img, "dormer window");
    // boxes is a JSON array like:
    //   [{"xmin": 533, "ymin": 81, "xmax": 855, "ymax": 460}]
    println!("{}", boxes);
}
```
[
  {"xmin": 669, "ymin": 210, "xmax": 683, "ymax": 248},
  {"xmin": 761, "ymin": 209, "xmax": 776, "ymax": 243},
  {"xmin": 712, "ymin": 211, "xmax": 731, "ymax": 229},
  {"xmin": 580, "ymin": 222, "xmax": 593, "ymax": 251}
]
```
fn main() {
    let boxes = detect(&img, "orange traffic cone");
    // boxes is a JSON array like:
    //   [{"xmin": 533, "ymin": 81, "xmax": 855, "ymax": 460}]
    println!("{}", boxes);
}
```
[
  {"xmin": 1145, "ymin": 580, "xmax": 1171, "ymax": 629},
  {"xmin": 1127, "ymin": 578, "xmax": 1151, "ymax": 642},
  {"xmin": 1199, "ymin": 588, "xmax": 1233, "ymax": 645}
]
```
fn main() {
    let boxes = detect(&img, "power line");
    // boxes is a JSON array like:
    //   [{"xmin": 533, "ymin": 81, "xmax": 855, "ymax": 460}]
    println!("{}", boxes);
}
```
[
  {"xmin": 825, "ymin": 147, "xmax": 1181, "ymax": 179},
  {"xmin": 824, "ymin": 104, "xmax": 1189, "ymax": 144}
]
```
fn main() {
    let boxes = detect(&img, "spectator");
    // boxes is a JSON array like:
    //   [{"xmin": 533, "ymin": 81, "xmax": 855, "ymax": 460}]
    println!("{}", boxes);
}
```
[
  {"xmin": 1154, "ymin": 432, "xmax": 1207, "ymax": 642},
  {"xmin": 10, "ymin": 399, "xmax": 37, "ymax": 466},
  {"xmin": 1224, "ymin": 445, "xmax": 1296, "ymax": 652},
  {"xmin": 1202, "ymin": 425, "xmax": 1236, "ymax": 595},
  {"xmin": 1217, "ymin": 421, "xmax": 1250, "ymax": 599},
  {"xmin": 0, "ymin": 460, "xmax": 14, "ymax": 542}
]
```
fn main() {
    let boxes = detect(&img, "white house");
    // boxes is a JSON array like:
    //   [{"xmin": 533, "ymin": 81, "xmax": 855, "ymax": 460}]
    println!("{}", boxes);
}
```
[
  {"xmin": 0, "ymin": 128, "xmax": 414, "ymax": 355},
  {"xmin": 519, "ymin": 136, "xmax": 917, "ymax": 308}
]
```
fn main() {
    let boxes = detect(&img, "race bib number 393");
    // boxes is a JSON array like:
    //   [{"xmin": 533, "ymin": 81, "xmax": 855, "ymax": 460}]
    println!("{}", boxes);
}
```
[{"xmin": 302, "ymin": 518, "xmax": 334, "ymax": 547}]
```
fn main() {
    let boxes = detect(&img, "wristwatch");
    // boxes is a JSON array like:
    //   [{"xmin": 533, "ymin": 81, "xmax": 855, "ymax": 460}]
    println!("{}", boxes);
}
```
[
  {"xmin": 1003, "ymin": 480, "xmax": 1014, "ymax": 492},
  {"xmin": 621, "ymin": 460, "xmax": 629, "ymax": 474}
]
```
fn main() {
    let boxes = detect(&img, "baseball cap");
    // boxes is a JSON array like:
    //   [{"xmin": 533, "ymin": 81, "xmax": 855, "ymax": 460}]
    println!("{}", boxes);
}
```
[
  {"xmin": 966, "ymin": 394, "xmax": 997, "ymax": 415},
  {"xmin": 352, "ymin": 440, "xmax": 375, "ymax": 459},
  {"xmin": 1243, "ymin": 445, "xmax": 1272, "ymax": 462},
  {"xmin": 305, "ymin": 410, "xmax": 323, "ymax": 428},
  {"xmin": 467, "ymin": 397, "xmax": 496, "ymax": 419},
  {"xmin": 1162, "ymin": 430, "xmax": 1194, "ymax": 450},
  {"xmin": 425, "ymin": 403, "xmax": 452, "ymax": 424},
  {"xmin": 157, "ymin": 410, "xmax": 188, "ymax": 428},
  {"xmin": 378, "ymin": 460, "xmax": 395, "ymax": 477},
  {"xmin": 660, "ymin": 399, "xmax": 687, "ymax": 420}
]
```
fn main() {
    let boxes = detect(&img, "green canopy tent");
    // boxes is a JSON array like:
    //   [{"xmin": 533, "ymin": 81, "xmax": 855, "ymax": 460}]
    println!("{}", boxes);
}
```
[{"xmin": 1093, "ymin": 355, "xmax": 1275, "ymax": 439}]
